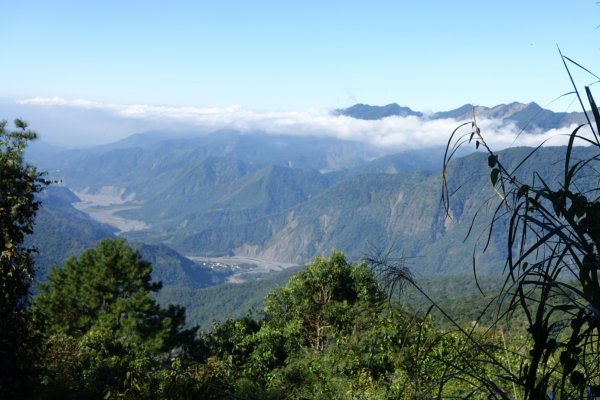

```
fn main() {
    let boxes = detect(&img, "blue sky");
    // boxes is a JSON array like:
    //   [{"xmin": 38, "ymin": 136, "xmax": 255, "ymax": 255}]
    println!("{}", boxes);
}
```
[
  {"xmin": 1, "ymin": 1, "xmax": 600, "ymax": 147},
  {"xmin": 3, "ymin": 1, "xmax": 599, "ymax": 112}
]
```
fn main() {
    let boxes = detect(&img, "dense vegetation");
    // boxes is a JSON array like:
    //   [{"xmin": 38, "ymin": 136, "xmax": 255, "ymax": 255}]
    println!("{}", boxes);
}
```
[
  {"xmin": 32, "ymin": 238, "xmax": 199, "ymax": 398},
  {"xmin": 0, "ymin": 120, "xmax": 48, "ymax": 397},
  {"xmin": 29, "ymin": 243, "xmax": 518, "ymax": 399}
]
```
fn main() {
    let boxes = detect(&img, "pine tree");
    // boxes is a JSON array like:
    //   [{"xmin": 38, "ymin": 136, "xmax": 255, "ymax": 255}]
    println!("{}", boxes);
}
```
[{"xmin": 33, "ymin": 238, "xmax": 199, "ymax": 398}]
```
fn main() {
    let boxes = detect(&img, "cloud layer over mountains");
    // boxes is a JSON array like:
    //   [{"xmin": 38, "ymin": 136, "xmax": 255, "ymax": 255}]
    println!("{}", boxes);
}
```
[{"xmin": 15, "ymin": 97, "xmax": 590, "ymax": 150}]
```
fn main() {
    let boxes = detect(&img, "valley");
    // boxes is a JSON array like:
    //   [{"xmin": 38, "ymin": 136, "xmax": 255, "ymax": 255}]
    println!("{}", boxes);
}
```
[
  {"xmin": 73, "ymin": 201, "xmax": 149, "ymax": 233},
  {"xmin": 71, "ymin": 187, "xmax": 149, "ymax": 232},
  {"xmin": 27, "ymin": 102, "xmax": 598, "ymax": 327},
  {"xmin": 187, "ymin": 255, "xmax": 299, "ymax": 283}
]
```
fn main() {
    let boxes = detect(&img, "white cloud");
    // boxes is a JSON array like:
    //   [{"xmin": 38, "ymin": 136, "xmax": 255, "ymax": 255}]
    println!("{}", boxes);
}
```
[
  {"xmin": 16, "ymin": 97, "xmax": 593, "ymax": 150},
  {"xmin": 18, "ymin": 96, "xmax": 118, "ymax": 110}
]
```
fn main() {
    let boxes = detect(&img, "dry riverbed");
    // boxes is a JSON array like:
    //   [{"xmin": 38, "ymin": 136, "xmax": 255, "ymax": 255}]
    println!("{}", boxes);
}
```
[
  {"xmin": 73, "ymin": 188, "xmax": 149, "ymax": 234},
  {"xmin": 188, "ymin": 255, "xmax": 299, "ymax": 283}
]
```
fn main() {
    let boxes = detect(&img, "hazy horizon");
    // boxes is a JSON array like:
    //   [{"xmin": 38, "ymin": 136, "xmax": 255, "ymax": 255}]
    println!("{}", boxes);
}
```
[
  {"xmin": 4, "ymin": 97, "xmax": 588, "ymax": 152},
  {"xmin": 3, "ymin": 2, "xmax": 600, "ymax": 148}
]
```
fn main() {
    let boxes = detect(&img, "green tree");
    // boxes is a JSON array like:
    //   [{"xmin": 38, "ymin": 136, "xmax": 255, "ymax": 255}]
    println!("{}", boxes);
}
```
[
  {"xmin": 201, "ymin": 251, "xmax": 453, "ymax": 399},
  {"xmin": 0, "ymin": 119, "xmax": 48, "ymax": 397},
  {"xmin": 32, "ymin": 238, "xmax": 199, "ymax": 399},
  {"xmin": 199, "ymin": 252, "xmax": 390, "ymax": 398},
  {"xmin": 263, "ymin": 250, "xmax": 385, "ymax": 353},
  {"xmin": 259, "ymin": 251, "xmax": 461, "ymax": 398},
  {"xmin": 198, "ymin": 251, "xmax": 497, "ymax": 399}
]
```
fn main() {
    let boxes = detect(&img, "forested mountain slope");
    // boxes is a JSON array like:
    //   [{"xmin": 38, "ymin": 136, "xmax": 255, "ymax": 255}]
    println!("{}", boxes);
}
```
[
  {"xmin": 34, "ymin": 144, "xmax": 598, "ymax": 278},
  {"xmin": 30, "ymin": 103, "xmax": 596, "ymax": 278}
]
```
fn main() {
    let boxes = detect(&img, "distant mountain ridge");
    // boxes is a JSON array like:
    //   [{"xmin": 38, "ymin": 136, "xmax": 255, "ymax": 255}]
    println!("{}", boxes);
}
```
[
  {"xmin": 336, "ymin": 103, "xmax": 423, "ymax": 119},
  {"xmin": 336, "ymin": 101, "xmax": 586, "ymax": 131}
]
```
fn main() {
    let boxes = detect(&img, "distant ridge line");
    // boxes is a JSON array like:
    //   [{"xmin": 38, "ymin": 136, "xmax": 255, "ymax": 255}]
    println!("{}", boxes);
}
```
[{"xmin": 336, "ymin": 101, "xmax": 586, "ymax": 131}]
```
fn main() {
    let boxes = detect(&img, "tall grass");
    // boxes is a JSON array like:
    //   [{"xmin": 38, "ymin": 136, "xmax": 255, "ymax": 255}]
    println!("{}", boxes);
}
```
[{"xmin": 436, "ymin": 52, "xmax": 600, "ymax": 399}]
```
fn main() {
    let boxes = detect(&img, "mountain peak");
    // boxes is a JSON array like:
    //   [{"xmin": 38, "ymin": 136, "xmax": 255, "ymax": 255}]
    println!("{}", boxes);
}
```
[
  {"xmin": 336, "ymin": 101, "xmax": 586, "ymax": 132},
  {"xmin": 336, "ymin": 103, "xmax": 422, "ymax": 120},
  {"xmin": 432, "ymin": 104, "xmax": 474, "ymax": 120}
]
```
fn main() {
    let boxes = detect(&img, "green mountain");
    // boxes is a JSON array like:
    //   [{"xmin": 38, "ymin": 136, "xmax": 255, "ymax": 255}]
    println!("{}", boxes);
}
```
[
  {"xmin": 29, "ymin": 103, "xmax": 596, "ymax": 281},
  {"xmin": 136, "ymin": 243, "xmax": 229, "ymax": 288},
  {"xmin": 38, "ymin": 131, "xmax": 390, "ymax": 190},
  {"xmin": 152, "ymin": 145, "xmax": 596, "ymax": 277},
  {"xmin": 125, "ymin": 160, "xmax": 331, "ymax": 224},
  {"xmin": 39, "ymin": 143, "xmax": 597, "ymax": 277},
  {"xmin": 29, "ymin": 187, "xmax": 117, "ymax": 278}
]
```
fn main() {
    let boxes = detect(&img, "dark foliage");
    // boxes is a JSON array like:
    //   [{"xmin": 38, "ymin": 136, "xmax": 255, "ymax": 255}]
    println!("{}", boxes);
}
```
[{"xmin": 0, "ymin": 119, "xmax": 49, "ymax": 397}]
